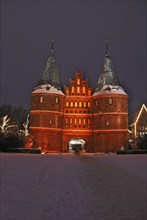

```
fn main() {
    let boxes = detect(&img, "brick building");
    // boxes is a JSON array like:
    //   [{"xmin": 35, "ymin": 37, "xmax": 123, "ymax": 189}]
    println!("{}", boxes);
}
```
[
  {"xmin": 129, "ymin": 104, "xmax": 147, "ymax": 138},
  {"xmin": 29, "ymin": 41, "xmax": 128, "ymax": 152}
]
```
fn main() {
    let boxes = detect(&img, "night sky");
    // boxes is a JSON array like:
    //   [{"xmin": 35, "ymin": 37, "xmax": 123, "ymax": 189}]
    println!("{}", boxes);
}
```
[{"xmin": 1, "ymin": 1, "xmax": 146, "ymax": 113}]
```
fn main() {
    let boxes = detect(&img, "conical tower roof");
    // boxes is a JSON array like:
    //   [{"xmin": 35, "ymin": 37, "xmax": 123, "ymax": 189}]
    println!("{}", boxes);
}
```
[
  {"xmin": 93, "ymin": 42, "xmax": 127, "ymax": 96},
  {"xmin": 37, "ymin": 40, "xmax": 62, "ymax": 90},
  {"xmin": 32, "ymin": 40, "xmax": 64, "ymax": 95}
]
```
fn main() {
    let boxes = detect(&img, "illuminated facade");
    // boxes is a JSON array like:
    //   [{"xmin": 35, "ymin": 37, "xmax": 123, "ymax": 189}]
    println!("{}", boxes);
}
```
[
  {"xmin": 130, "ymin": 104, "xmax": 147, "ymax": 138},
  {"xmin": 29, "ymin": 41, "xmax": 128, "ymax": 152}
]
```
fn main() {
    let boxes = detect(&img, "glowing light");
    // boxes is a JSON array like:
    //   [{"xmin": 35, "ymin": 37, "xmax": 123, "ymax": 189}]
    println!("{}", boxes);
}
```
[{"xmin": 134, "ymin": 104, "xmax": 147, "ymax": 137}]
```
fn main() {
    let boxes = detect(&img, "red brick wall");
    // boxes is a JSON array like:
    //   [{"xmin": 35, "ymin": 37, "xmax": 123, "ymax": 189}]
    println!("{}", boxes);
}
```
[
  {"xmin": 29, "ymin": 93, "xmax": 64, "ymax": 152},
  {"xmin": 92, "ymin": 94, "xmax": 128, "ymax": 152},
  {"xmin": 29, "ymin": 73, "xmax": 129, "ymax": 153}
]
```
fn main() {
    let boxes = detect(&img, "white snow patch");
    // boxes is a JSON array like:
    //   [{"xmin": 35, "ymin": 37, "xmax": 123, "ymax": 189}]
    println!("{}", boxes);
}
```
[
  {"xmin": 32, "ymin": 84, "xmax": 65, "ymax": 96},
  {"xmin": 93, "ymin": 85, "xmax": 127, "ymax": 96},
  {"xmin": 1, "ymin": 153, "xmax": 146, "ymax": 220}
]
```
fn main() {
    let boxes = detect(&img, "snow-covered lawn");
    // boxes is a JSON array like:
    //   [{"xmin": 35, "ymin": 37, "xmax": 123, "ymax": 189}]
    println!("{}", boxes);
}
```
[{"xmin": 0, "ymin": 153, "xmax": 147, "ymax": 220}]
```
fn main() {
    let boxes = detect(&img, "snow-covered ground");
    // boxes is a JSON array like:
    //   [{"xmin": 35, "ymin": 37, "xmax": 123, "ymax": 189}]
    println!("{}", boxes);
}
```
[{"xmin": 1, "ymin": 153, "xmax": 147, "ymax": 220}]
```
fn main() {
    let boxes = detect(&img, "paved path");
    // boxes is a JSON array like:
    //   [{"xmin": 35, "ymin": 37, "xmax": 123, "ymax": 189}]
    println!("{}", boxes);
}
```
[{"xmin": 1, "ymin": 154, "xmax": 147, "ymax": 220}]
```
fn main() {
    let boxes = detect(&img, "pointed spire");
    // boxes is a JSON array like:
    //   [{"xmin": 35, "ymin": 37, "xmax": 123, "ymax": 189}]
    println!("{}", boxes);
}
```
[
  {"xmin": 95, "ymin": 42, "xmax": 120, "ymax": 91},
  {"xmin": 105, "ymin": 40, "xmax": 110, "ymax": 58},
  {"xmin": 51, "ymin": 39, "xmax": 54, "ymax": 49},
  {"xmin": 37, "ymin": 40, "xmax": 62, "ymax": 90}
]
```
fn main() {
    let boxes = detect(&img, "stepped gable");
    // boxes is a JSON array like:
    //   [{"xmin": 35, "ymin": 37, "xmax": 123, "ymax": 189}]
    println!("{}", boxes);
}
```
[
  {"xmin": 94, "ymin": 41, "xmax": 127, "ymax": 96},
  {"xmin": 33, "ymin": 40, "xmax": 64, "ymax": 95}
]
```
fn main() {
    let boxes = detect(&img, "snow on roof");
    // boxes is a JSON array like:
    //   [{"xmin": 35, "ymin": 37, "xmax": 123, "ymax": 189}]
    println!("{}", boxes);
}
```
[
  {"xmin": 93, "ymin": 85, "xmax": 127, "ymax": 96},
  {"xmin": 32, "ymin": 84, "xmax": 65, "ymax": 96}
]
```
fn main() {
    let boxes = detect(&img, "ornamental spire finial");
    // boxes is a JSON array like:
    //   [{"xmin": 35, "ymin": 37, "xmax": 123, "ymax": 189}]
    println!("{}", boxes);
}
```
[
  {"xmin": 105, "ymin": 40, "xmax": 110, "ymax": 57},
  {"xmin": 51, "ymin": 39, "xmax": 54, "ymax": 50}
]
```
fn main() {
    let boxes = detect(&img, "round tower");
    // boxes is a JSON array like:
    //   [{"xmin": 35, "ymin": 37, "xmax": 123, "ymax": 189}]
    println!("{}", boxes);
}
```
[
  {"xmin": 92, "ymin": 42, "xmax": 128, "ymax": 152},
  {"xmin": 29, "ymin": 41, "xmax": 65, "ymax": 152}
]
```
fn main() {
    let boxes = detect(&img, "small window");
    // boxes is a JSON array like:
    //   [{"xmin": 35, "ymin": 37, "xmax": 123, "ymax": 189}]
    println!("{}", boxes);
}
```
[
  {"xmin": 70, "ymin": 118, "xmax": 72, "ymax": 124},
  {"xmin": 77, "ymin": 86, "xmax": 80, "ymax": 95},
  {"xmin": 82, "ymin": 86, "xmax": 86, "ymax": 95},
  {"xmin": 75, "ymin": 102, "xmax": 78, "ymax": 107},
  {"xmin": 71, "ymin": 86, "xmax": 75, "ymax": 95},
  {"xmin": 79, "ymin": 102, "xmax": 82, "ymax": 107},
  {"xmin": 66, "ymin": 90, "xmax": 69, "ymax": 95},
  {"xmin": 95, "ymin": 100, "xmax": 98, "ymax": 106},
  {"xmin": 66, "ymin": 101, "xmax": 69, "ymax": 107},
  {"xmin": 65, "ymin": 118, "xmax": 68, "ymax": 124},
  {"xmin": 70, "ymin": 102, "xmax": 73, "ymax": 107},
  {"xmin": 88, "ymin": 119, "xmax": 91, "ymax": 125},
  {"xmin": 55, "ymin": 97, "xmax": 59, "ymax": 104},
  {"xmin": 88, "ymin": 102, "xmax": 91, "ymax": 107},
  {"xmin": 88, "ymin": 90, "xmax": 91, "ymax": 96},
  {"xmin": 83, "ymin": 102, "xmax": 86, "ymax": 107},
  {"xmin": 79, "ymin": 119, "xmax": 81, "ymax": 125},
  {"xmin": 74, "ymin": 118, "xmax": 77, "ymax": 125},
  {"xmin": 40, "ymin": 96, "xmax": 43, "ymax": 103},
  {"xmin": 77, "ymin": 78, "xmax": 80, "ymax": 85},
  {"xmin": 109, "ymin": 98, "xmax": 113, "ymax": 105}
]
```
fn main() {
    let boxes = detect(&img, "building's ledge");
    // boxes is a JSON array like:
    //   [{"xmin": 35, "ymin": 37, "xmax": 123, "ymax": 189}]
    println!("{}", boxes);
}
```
[
  {"xmin": 29, "ymin": 127, "xmax": 63, "ymax": 131},
  {"xmin": 30, "ymin": 110, "xmax": 63, "ymax": 115}
]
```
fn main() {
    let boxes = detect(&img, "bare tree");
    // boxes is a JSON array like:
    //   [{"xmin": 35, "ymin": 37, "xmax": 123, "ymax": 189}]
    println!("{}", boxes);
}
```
[
  {"xmin": 0, "ymin": 115, "xmax": 17, "ymax": 133},
  {"xmin": 23, "ymin": 114, "xmax": 29, "ymax": 136}
]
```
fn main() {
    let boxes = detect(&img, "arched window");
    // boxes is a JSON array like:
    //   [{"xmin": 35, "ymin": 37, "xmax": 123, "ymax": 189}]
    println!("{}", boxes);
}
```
[
  {"xmin": 79, "ymin": 101, "xmax": 82, "ymax": 107},
  {"xmin": 74, "ymin": 118, "xmax": 77, "ymax": 125},
  {"xmin": 88, "ymin": 90, "xmax": 91, "ymax": 96},
  {"xmin": 77, "ymin": 87, "xmax": 80, "ymax": 95},
  {"xmin": 79, "ymin": 118, "xmax": 81, "ymax": 125},
  {"xmin": 71, "ymin": 86, "xmax": 75, "ymax": 95},
  {"xmin": 70, "ymin": 118, "xmax": 72, "ymax": 124},
  {"xmin": 82, "ymin": 86, "xmax": 86, "ymax": 95},
  {"xmin": 55, "ymin": 97, "xmax": 59, "ymax": 104},
  {"xmin": 65, "ymin": 118, "xmax": 68, "ymax": 124},
  {"xmin": 75, "ymin": 101, "xmax": 78, "ymax": 107},
  {"xmin": 83, "ymin": 119, "xmax": 86, "ymax": 125},
  {"xmin": 77, "ymin": 78, "xmax": 80, "ymax": 85},
  {"xmin": 40, "ymin": 96, "xmax": 43, "ymax": 103},
  {"xmin": 109, "ymin": 98, "xmax": 113, "ymax": 105},
  {"xmin": 88, "ymin": 102, "xmax": 91, "ymax": 107},
  {"xmin": 88, "ymin": 119, "xmax": 91, "ymax": 125},
  {"xmin": 83, "ymin": 102, "xmax": 86, "ymax": 107},
  {"xmin": 66, "ymin": 89, "xmax": 69, "ymax": 95},
  {"xmin": 66, "ymin": 101, "xmax": 69, "ymax": 107},
  {"xmin": 70, "ymin": 101, "xmax": 73, "ymax": 107}
]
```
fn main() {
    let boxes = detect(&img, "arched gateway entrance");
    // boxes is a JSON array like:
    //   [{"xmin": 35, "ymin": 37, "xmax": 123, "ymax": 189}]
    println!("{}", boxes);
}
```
[{"xmin": 69, "ymin": 138, "xmax": 86, "ymax": 153}]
